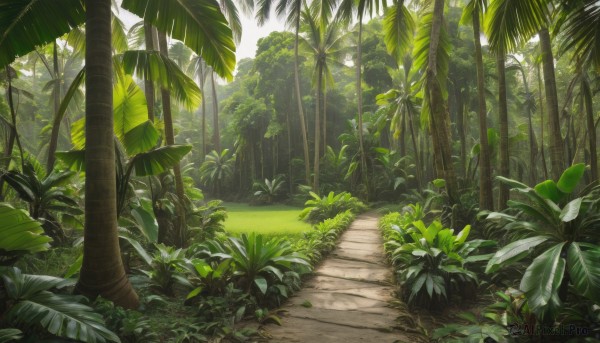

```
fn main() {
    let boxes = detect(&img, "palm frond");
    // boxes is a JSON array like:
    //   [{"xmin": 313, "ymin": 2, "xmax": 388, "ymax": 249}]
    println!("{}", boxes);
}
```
[
  {"xmin": 121, "ymin": 0, "xmax": 236, "ymax": 81},
  {"xmin": 383, "ymin": 1, "xmax": 416, "ymax": 64},
  {"xmin": 0, "ymin": 0, "xmax": 85, "ymax": 68}
]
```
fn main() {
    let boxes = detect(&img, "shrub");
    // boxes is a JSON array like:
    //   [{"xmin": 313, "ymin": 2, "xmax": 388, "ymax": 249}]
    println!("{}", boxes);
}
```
[
  {"xmin": 484, "ymin": 164, "xmax": 600, "ymax": 322},
  {"xmin": 389, "ymin": 220, "xmax": 495, "ymax": 309},
  {"xmin": 0, "ymin": 267, "xmax": 119, "ymax": 342},
  {"xmin": 299, "ymin": 191, "xmax": 366, "ymax": 224},
  {"xmin": 252, "ymin": 175, "xmax": 287, "ymax": 204}
]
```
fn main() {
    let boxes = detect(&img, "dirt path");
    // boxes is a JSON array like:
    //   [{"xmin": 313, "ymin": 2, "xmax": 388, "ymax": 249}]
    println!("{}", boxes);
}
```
[{"xmin": 263, "ymin": 213, "xmax": 419, "ymax": 343}]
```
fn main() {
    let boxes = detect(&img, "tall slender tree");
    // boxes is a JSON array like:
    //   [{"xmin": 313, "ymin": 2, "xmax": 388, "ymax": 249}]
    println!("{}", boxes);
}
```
[
  {"xmin": 256, "ymin": 0, "xmax": 312, "ymax": 186},
  {"xmin": 76, "ymin": 0, "xmax": 139, "ymax": 309},
  {"xmin": 463, "ymin": 0, "xmax": 494, "ymax": 210}
]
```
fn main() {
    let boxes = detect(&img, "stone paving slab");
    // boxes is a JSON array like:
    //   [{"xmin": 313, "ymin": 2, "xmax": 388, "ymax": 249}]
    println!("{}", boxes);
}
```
[{"xmin": 263, "ymin": 213, "xmax": 412, "ymax": 343}]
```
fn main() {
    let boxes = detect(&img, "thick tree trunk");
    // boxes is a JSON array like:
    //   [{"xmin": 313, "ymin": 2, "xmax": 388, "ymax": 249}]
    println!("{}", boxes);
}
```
[
  {"xmin": 76, "ymin": 0, "xmax": 139, "ymax": 309},
  {"xmin": 210, "ymin": 71, "xmax": 220, "ymax": 152},
  {"xmin": 497, "ymin": 45, "xmax": 510, "ymax": 209},
  {"xmin": 472, "ymin": 11, "xmax": 494, "ymax": 210},
  {"xmin": 539, "ymin": 28, "xmax": 565, "ymax": 179},
  {"xmin": 144, "ymin": 23, "xmax": 156, "ymax": 122},
  {"xmin": 294, "ymin": 18, "xmax": 311, "ymax": 185},
  {"xmin": 427, "ymin": 0, "xmax": 458, "ymax": 204},
  {"xmin": 158, "ymin": 31, "xmax": 187, "ymax": 248}
]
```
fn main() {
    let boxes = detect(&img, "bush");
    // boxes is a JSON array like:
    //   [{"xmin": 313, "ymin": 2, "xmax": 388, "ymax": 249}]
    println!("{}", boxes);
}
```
[
  {"xmin": 293, "ymin": 210, "xmax": 356, "ymax": 265},
  {"xmin": 299, "ymin": 191, "xmax": 366, "ymax": 224},
  {"xmin": 383, "ymin": 216, "xmax": 496, "ymax": 309}
]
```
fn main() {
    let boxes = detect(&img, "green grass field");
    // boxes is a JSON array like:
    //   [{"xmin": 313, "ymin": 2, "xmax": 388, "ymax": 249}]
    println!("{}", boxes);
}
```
[{"xmin": 222, "ymin": 202, "xmax": 311, "ymax": 237}]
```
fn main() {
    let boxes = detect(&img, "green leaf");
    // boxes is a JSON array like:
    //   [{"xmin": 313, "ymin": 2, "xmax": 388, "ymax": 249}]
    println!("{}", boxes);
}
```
[
  {"xmin": 254, "ymin": 277, "xmax": 268, "ymax": 295},
  {"xmin": 486, "ymin": 236, "xmax": 548, "ymax": 273},
  {"xmin": 131, "ymin": 145, "xmax": 192, "ymax": 177},
  {"xmin": 557, "ymin": 163, "xmax": 585, "ymax": 194},
  {"xmin": 534, "ymin": 180, "xmax": 562, "ymax": 203},
  {"xmin": 383, "ymin": 2, "xmax": 415, "ymax": 63},
  {"xmin": 432, "ymin": 178, "xmax": 446, "ymax": 188},
  {"xmin": 122, "ymin": 121, "xmax": 159, "ymax": 156},
  {"xmin": 559, "ymin": 198, "xmax": 583, "ymax": 223},
  {"xmin": 454, "ymin": 225, "xmax": 471, "ymax": 245},
  {"xmin": 567, "ymin": 242, "xmax": 600, "ymax": 303},
  {"xmin": 520, "ymin": 243, "xmax": 565, "ymax": 321},
  {"xmin": 120, "ymin": 50, "xmax": 202, "ymax": 111},
  {"xmin": 0, "ymin": 203, "xmax": 52, "ymax": 255},
  {"xmin": 0, "ymin": 0, "xmax": 85, "ymax": 68},
  {"xmin": 55, "ymin": 150, "xmax": 85, "ymax": 172},
  {"xmin": 186, "ymin": 286, "xmax": 203, "ymax": 300},
  {"xmin": 119, "ymin": 235, "xmax": 152, "ymax": 266},
  {"xmin": 121, "ymin": 0, "xmax": 236, "ymax": 81},
  {"xmin": 113, "ymin": 75, "xmax": 149, "ymax": 144},
  {"xmin": 0, "ymin": 328, "xmax": 22, "ymax": 343},
  {"xmin": 130, "ymin": 205, "xmax": 159, "ymax": 243},
  {"xmin": 63, "ymin": 254, "xmax": 82, "ymax": 278}
]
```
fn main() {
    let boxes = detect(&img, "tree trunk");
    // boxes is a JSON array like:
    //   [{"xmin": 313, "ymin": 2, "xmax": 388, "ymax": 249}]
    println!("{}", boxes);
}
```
[
  {"xmin": 198, "ymin": 62, "xmax": 207, "ymax": 158},
  {"xmin": 407, "ymin": 106, "xmax": 422, "ymax": 192},
  {"xmin": 497, "ymin": 44, "xmax": 509, "ymax": 209},
  {"xmin": 356, "ymin": 19, "xmax": 368, "ymax": 198},
  {"xmin": 210, "ymin": 71, "xmax": 220, "ymax": 152},
  {"xmin": 158, "ymin": 30, "xmax": 186, "ymax": 248},
  {"xmin": 76, "ymin": 0, "xmax": 139, "ymax": 309},
  {"xmin": 583, "ymin": 76, "xmax": 598, "ymax": 181},
  {"xmin": 46, "ymin": 41, "xmax": 62, "ymax": 173},
  {"xmin": 143, "ymin": 23, "xmax": 156, "ymax": 122},
  {"xmin": 473, "ymin": 10, "xmax": 494, "ymax": 210},
  {"xmin": 314, "ymin": 67, "xmax": 322, "ymax": 191},
  {"xmin": 427, "ymin": 0, "xmax": 458, "ymax": 204},
  {"xmin": 537, "ymin": 63, "xmax": 549, "ymax": 180},
  {"xmin": 323, "ymin": 89, "xmax": 327, "ymax": 154},
  {"xmin": 455, "ymin": 86, "xmax": 466, "ymax": 179},
  {"xmin": 294, "ymin": 17, "xmax": 311, "ymax": 186},
  {"xmin": 539, "ymin": 28, "xmax": 565, "ymax": 179}
]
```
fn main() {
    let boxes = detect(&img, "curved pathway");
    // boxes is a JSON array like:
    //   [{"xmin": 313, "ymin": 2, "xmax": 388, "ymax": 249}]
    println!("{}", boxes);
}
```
[{"xmin": 263, "ymin": 213, "xmax": 420, "ymax": 343}]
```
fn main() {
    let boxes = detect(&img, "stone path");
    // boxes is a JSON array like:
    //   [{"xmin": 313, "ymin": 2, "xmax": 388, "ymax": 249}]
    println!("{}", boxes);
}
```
[{"xmin": 263, "ymin": 213, "xmax": 421, "ymax": 343}]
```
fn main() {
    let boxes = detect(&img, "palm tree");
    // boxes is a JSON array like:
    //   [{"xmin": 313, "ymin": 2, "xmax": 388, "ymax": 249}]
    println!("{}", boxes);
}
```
[
  {"xmin": 76, "ymin": 0, "xmax": 139, "ymax": 309},
  {"xmin": 199, "ymin": 149, "xmax": 235, "ymax": 197},
  {"xmin": 463, "ymin": 0, "xmax": 493, "ymax": 210},
  {"xmin": 338, "ymin": 0, "xmax": 387, "ymax": 198},
  {"xmin": 484, "ymin": 0, "xmax": 564, "ymax": 180},
  {"xmin": 300, "ymin": 4, "xmax": 348, "ymax": 191},
  {"xmin": 256, "ymin": 0, "xmax": 313, "ymax": 186}
]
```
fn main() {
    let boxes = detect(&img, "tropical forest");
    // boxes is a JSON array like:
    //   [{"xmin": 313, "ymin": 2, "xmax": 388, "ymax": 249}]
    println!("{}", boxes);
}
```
[{"xmin": 1, "ymin": 0, "xmax": 600, "ymax": 342}]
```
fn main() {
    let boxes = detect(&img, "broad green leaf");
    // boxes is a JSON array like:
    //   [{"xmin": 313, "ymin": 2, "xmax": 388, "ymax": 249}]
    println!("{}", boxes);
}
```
[
  {"xmin": 55, "ymin": 150, "xmax": 85, "ymax": 172},
  {"xmin": 454, "ymin": 225, "xmax": 471, "ymax": 245},
  {"xmin": 559, "ymin": 198, "xmax": 583, "ymax": 223},
  {"xmin": 383, "ymin": 2, "xmax": 415, "ymax": 63},
  {"xmin": 113, "ymin": 75, "xmax": 148, "ymax": 143},
  {"xmin": 432, "ymin": 178, "xmax": 445, "ymax": 188},
  {"xmin": 0, "ymin": 0, "xmax": 85, "ymax": 68},
  {"xmin": 567, "ymin": 242, "xmax": 600, "ymax": 303},
  {"xmin": 254, "ymin": 277, "xmax": 268, "ymax": 295},
  {"xmin": 186, "ymin": 286, "xmax": 204, "ymax": 300},
  {"xmin": 486, "ymin": 236, "xmax": 548, "ymax": 273},
  {"xmin": 495, "ymin": 176, "xmax": 529, "ymax": 190},
  {"xmin": 123, "ymin": 121, "xmax": 159, "ymax": 157},
  {"xmin": 131, "ymin": 145, "xmax": 192, "ymax": 176},
  {"xmin": 121, "ymin": 0, "xmax": 236, "ymax": 81},
  {"xmin": 63, "ymin": 254, "xmax": 82, "ymax": 278},
  {"xmin": 557, "ymin": 163, "xmax": 585, "ymax": 194},
  {"xmin": 0, "ymin": 204, "xmax": 52, "ymax": 254},
  {"xmin": 520, "ymin": 243, "xmax": 565, "ymax": 321},
  {"xmin": 120, "ymin": 50, "xmax": 202, "ymax": 110},
  {"xmin": 534, "ymin": 180, "xmax": 562, "ymax": 203},
  {"xmin": 130, "ymin": 205, "xmax": 159, "ymax": 243},
  {"xmin": 119, "ymin": 235, "xmax": 152, "ymax": 266},
  {"xmin": 70, "ymin": 117, "xmax": 86, "ymax": 150}
]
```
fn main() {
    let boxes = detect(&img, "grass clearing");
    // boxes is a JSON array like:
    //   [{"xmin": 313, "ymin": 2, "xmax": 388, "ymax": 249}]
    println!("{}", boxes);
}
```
[{"xmin": 223, "ymin": 202, "xmax": 311, "ymax": 237}]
